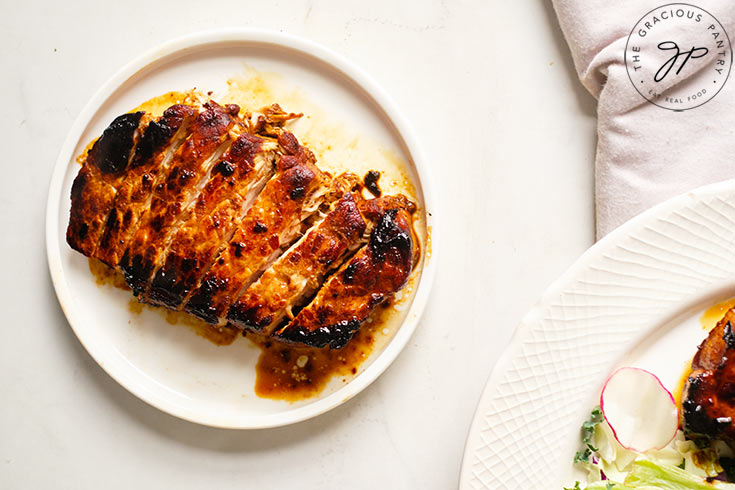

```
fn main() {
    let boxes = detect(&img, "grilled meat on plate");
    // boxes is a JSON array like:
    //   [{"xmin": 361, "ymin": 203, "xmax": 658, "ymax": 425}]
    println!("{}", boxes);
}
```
[
  {"xmin": 682, "ymin": 307, "xmax": 735, "ymax": 445},
  {"xmin": 66, "ymin": 100, "xmax": 420, "ymax": 349},
  {"xmin": 120, "ymin": 102, "xmax": 239, "ymax": 297},
  {"xmin": 184, "ymin": 131, "xmax": 333, "ymax": 324},
  {"xmin": 147, "ymin": 132, "xmax": 278, "ymax": 309},
  {"xmin": 67, "ymin": 112, "xmax": 146, "ymax": 257},
  {"xmin": 227, "ymin": 191, "xmax": 368, "ymax": 335},
  {"xmin": 274, "ymin": 195, "xmax": 419, "ymax": 348},
  {"xmin": 96, "ymin": 105, "xmax": 198, "ymax": 268}
]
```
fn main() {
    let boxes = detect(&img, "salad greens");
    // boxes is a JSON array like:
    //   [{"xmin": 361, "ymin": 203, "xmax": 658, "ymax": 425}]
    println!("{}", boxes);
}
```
[
  {"xmin": 566, "ymin": 407, "xmax": 735, "ymax": 489},
  {"xmin": 574, "ymin": 407, "xmax": 604, "ymax": 464},
  {"xmin": 577, "ymin": 460, "xmax": 735, "ymax": 489}
]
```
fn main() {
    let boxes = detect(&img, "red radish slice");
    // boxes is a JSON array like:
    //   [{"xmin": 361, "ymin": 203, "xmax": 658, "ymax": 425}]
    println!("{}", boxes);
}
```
[{"xmin": 600, "ymin": 367, "xmax": 679, "ymax": 453}]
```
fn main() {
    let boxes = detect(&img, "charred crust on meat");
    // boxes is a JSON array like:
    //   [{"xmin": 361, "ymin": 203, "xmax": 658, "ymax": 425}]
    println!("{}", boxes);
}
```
[
  {"xmin": 147, "ymin": 254, "xmax": 202, "ymax": 308},
  {"xmin": 150, "ymin": 215, "xmax": 164, "ymax": 233},
  {"xmin": 226, "ymin": 303, "xmax": 273, "ymax": 332},
  {"xmin": 120, "ymin": 250, "xmax": 152, "ymax": 297},
  {"xmin": 282, "ymin": 166, "xmax": 315, "ymax": 199},
  {"xmin": 224, "ymin": 104, "xmax": 240, "ymax": 116},
  {"xmin": 185, "ymin": 275, "xmax": 227, "ymax": 324},
  {"xmin": 342, "ymin": 262, "xmax": 359, "ymax": 284},
  {"xmin": 229, "ymin": 133, "xmax": 263, "ymax": 160},
  {"xmin": 332, "ymin": 194, "xmax": 366, "ymax": 239},
  {"xmin": 724, "ymin": 322, "xmax": 735, "ymax": 349},
  {"xmin": 369, "ymin": 209, "xmax": 413, "ymax": 266},
  {"xmin": 277, "ymin": 132, "xmax": 300, "ymax": 155},
  {"xmin": 97, "ymin": 211, "xmax": 120, "ymax": 254},
  {"xmin": 131, "ymin": 105, "xmax": 195, "ymax": 168},
  {"xmin": 277, "ymin": 319, "xmax": 361, "ymax": 349},
  {"xmin": 233, "ymin": 242, "xmax": 246, "ymax": 257},
  {"xmin": 69, "ymin": 169, "xmax": 88, "ymax": 201},
  {"xmin": 198, "ymin": 102, "xmax": 234, "ymax": 136},
  {"xmin": 148, "ymin": 265, "xmax": 187, "ymax": 309},
  {"xmin": 66, "ymin": 172, "xmax": 90, "ymax": 251},
  {"xmin": 215, "ymin": 160, "xmax": 235, "ymax": 177},
  {"xmin": 75, "ymin": 223, "xmax": 88, "ymax": 243},
  {"xmin": 252, "ymin": 221, "xmax": 267, "ymax": 233},
  {"xmin": 363, "ymin": 170, "xmax": 382, "ymax": 197},
  {"xmin": 88, "ymin": 112, "xmax": 144, "ymax": 174},
  {"xmin": 683, "ymin": 372, "xmax": 727, "ymax": 442},
  {"xmin": 278, "ymin": 155, "xmax": 299, "ymax": 171}
]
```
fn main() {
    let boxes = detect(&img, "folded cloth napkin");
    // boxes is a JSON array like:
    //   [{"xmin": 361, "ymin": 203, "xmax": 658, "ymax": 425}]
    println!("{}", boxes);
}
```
[{"xmin": 552, "ymin": 0, "xmax": 735, "ymax": 237}]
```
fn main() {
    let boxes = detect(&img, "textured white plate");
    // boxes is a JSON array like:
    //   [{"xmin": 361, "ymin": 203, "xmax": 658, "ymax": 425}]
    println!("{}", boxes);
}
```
[
  {"xmin": 45, "ymin": 30, "xmax": 437, "ymax": 429},
  {"xmin": 460, "ymin": 180, "xmax": 735, "ymax": 489}
]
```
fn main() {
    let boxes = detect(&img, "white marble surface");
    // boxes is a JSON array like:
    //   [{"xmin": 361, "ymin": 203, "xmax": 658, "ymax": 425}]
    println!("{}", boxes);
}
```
[{"xmin": 0, "ymin": 1, "xmax": 596, "ymax": 488}]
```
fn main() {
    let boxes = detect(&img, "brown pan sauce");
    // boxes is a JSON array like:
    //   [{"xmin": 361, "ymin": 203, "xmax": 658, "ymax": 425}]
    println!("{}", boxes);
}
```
[{"xmin": 89, "ymin": 258, "xmax": 391, "ymax": 401}]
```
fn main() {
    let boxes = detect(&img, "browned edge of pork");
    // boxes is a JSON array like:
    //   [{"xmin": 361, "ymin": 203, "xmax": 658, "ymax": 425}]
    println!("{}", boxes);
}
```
[
  {"xmin": 682, "ymin": 307, "xmax": 735, "ymax": 446},
  {"xmin": 226, "ymin": 190, "xmax": 367, "ymax": 334},
  {"xmin": 119, "ymin": 102, "xmax": 239, "ymax": 297},
  {"xmin": 272, "ymin": 195, "xmax": 420, "ymax": 349},
  {"xmin": 95, "ymin": 104, "xmax": 199, "ymax": 268},
  {"xmin": 184, "ymin": 131, "xmax": 333, "ymax": 324},
  {"xmin": 67, "ymin": 111, "xmax": 145, "ymax": 256},
  {"xmin": 146, "ymin": 133, "xmax": 278, "ymax": 309}
]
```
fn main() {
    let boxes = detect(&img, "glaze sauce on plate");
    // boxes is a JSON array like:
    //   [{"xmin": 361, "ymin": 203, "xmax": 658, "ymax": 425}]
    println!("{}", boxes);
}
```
[
  {"xmin": 89, "ymin": 258, "xmax": 393, "ymax": 401},
  {"xmin": 247, "ymin": 303, "xmax": 391, "ymax": 401},
  {"xmin": 699, "ymin": 298, "xmax": 735, "ymax": 331}
]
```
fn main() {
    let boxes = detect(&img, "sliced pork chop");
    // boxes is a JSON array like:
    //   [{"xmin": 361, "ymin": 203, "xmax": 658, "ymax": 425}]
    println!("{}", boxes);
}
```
[
  {"xmin": 95, "ymin": 104, "xmax": 198, "ymax": 267},
  {"xmin": 274, "ymin": 195, "xmax": 419, "ymax": 349},
  {"xmin": 67, "ymin": 111, "xmax": 146, "ymax": 256},
  {"xmin": 682, "ymin": 307, "xmax": 735, "ymax": 445},
  {"xmin": 147, "ymin": 133, "xmax": 279, "ymax": 309},
  {"xmin": 120, "ymin": 102, "xmax": 239, "ymax": 296},
  {"xmin": 184, "ymin": 131, "xmax": 333, "ymax": 324},
  {"xmin": 227, "ymin": 191, "xmax": 367, "ymax": 334}
]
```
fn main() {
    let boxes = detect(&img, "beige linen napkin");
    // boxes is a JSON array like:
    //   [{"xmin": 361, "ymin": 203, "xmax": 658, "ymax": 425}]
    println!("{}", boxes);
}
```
[{"xmin": 552, "ymin": 0, "xmax": 735, "ymax": 237}]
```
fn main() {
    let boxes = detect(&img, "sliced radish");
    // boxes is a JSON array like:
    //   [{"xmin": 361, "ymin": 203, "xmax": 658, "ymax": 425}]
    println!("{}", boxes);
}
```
[{"xmin": 600, "ymin": 367, "xmax": 679, "ymax": 453}]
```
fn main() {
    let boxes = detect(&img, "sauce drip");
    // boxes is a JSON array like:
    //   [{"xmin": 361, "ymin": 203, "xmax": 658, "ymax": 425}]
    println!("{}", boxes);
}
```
[
  {"xmin": 673, "ymin": 358, "xmax": 693, "ymax": 408},
  {"xmin": 88, "ymin": 258, "xmax": 393, "ymax": 400},
  {"xmin": 699, "ymin": 298, "xmax": 735, "ymax": 331},
  {"xmin": 88, "ymin": 258, "xmax": 130, "ymax": 290},
  {"xmin": 249, "ymin": 303, "xmax": 392, "ymax": 401}
]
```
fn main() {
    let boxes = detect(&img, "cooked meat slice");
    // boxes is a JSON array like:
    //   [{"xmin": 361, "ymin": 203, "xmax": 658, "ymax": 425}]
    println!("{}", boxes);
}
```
[
  {"xmin": 96, "ymin": 104, "xmax": 198, "ymax": 267},
  {"xmin": 146, "ymin": 133, "xmax": 279, "ymax": 309},
  {"xmin": 67, "ymin": 111, "xmax": 146, "ymax": 256},
  {"xmin": 120, "ymin": 102, "xmax": 239, "ymax": 296},
  {"xmin": 248, "ymin": 103, "xmax": 302, "ymax": 137},
  {"xmin": 185, "ymin": 132, "xmax": 333, "ymax": 324},
  {"xmin": 227, "ymin": 192, "xmax": 367, "ymax": 334},
  {"xmin": 273, "ymin": 195, "xmax": 419, "ymax": 349},
  {"xmin": 682, "ymin": 307, "xmax": 735, "ymax": 445}
]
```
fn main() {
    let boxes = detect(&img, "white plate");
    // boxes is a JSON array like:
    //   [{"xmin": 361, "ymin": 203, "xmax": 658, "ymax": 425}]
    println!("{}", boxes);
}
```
[
  {"xmin": 45, "ymin": 30, "xmax": 437, "ymax": 429},
  {"xmin": 460, "ymin": 180, "xmax": 735, "ymax": 488}
]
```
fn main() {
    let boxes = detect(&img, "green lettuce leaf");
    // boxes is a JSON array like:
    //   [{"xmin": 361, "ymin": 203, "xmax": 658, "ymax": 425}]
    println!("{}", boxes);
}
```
[{"xmin": 624, "ymin": 459, "xmax": 735, "ymax": 489}]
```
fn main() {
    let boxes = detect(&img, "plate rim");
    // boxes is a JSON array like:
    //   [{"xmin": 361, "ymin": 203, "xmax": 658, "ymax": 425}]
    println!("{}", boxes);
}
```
[
  {"xmin": 458, "ymin": 178, "xmax": 735, "ymax": 487},
  {"xmin": 45, "ymin": 28, "xmax": 439, "ymax": 429}
]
